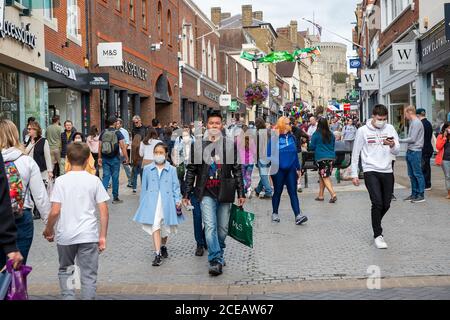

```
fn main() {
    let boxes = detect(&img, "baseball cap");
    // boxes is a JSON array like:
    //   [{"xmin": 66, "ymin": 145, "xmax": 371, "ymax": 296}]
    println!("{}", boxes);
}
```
[{"xmin": 416, "ymin": 108, "xmax": 426, "ymax": 115}]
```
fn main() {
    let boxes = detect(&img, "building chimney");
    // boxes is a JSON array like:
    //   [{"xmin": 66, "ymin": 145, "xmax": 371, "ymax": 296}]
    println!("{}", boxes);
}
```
[
  {"xmin": 221, "ymin": 12, "xmax": 231, "ymax": 20},
  {"xmin": 211, "ymin": 7, "xmax": 222, "ymax": 26},
  {"xmin": 253, "ymin": 11, "xmax": 263, "ymax": 21},
  {"xmin": 289, "ymin": 20, "xmax": 298, "ymax": 44},
  {"xmin": 242, "ymin": 5, "xmax": 253, "ymax": 27}
]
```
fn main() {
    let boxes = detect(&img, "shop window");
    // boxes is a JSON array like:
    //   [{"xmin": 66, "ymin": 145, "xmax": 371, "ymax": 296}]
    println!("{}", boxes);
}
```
[
  {"xmin": 48, "ymin": 88, "xmax": 82, "ymax": 133},
  {"xmin": 381, "ymin": 0, "xmax": 413, "ymax": 30},
  {"xmin": 0, "ymin": 67, "xmax": 19, "ymax": 128},
  {"xmin": 19, "ymin": 74, "xmax": 49, "ymax": 138}
]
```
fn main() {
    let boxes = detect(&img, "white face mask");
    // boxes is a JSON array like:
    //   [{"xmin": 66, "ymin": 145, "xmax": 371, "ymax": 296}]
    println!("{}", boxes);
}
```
[
  {"xmin": 182, "ymin": 136, "xmax": 191, "ymax": 143},
  {"xmin": 74, "ymin": 139, "xmax": 82, "ymax": 143},
  {"xmin": 374, "ymin": 120, "xmax": 387, "ymax": 129},
  {"xmin": 154, "ymin": 155, "xmax": 166, "ymax": 164}
]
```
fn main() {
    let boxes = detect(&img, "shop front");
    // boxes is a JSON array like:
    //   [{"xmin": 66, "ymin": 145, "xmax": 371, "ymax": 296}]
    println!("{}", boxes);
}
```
[
  {"xmin": 379, "ymin": 33, "xmax": 418, "ymax": 139},
  {"xmin": 180, "ymin": 64, "xmax": 225, "ymax": 125},
  {"xmin": 418, "ymin": 21, "xmax": 450, "ymax": 133},
  {"xmin": 34, "ymin": 51, "xmax": 90, "ymax": 134},
  {"xmin": 0, "ymin": 5, "xmax": 47, "ymax": 139}
]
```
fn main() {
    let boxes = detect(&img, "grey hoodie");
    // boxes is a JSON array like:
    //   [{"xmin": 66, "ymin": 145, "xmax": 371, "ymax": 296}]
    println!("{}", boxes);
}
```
[
  {"xmin": 351, "ymin": 120, "xmax": 400, "ymax": 177},
  {"xmin": 2, "ymin": 148, "xmax": 51, "ymax": 221},
  {"xmin": 399, "ymin": 118, "xmax": 424, "ymax": 152}
]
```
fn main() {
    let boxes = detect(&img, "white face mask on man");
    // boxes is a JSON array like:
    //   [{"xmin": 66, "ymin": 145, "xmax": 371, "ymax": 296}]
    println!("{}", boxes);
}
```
[
  {"xmin": 374, "ymin": 120, "xmax": 387, "ymax": 129},
  {"xmin": 182, "ymin": 136, "xmax": 191, "ymax": 143}
]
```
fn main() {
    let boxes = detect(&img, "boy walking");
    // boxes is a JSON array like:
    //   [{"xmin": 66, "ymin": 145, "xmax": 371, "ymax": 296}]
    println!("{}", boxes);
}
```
[{"xmin": 43, "ymin": 142, "xmax": 110, "ymax": 300}]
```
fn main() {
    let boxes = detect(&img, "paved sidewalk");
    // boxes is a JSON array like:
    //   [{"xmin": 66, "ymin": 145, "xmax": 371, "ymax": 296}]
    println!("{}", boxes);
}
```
[{"xmin": 26, "ymin": 159, "xmax": 450, "ymax": 299}]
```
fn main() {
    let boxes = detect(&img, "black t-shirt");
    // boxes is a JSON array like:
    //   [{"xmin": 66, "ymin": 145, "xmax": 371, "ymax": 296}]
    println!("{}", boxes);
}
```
[{"xmin": 205, "ymin": 160, "xmax": 222, "ymax": 199}]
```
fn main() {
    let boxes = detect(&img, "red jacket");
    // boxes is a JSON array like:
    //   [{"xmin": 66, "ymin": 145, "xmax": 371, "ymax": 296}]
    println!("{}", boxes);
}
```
[{"xmin": 435, "ymin": 134, "xmax": 447, "ymax": 166}]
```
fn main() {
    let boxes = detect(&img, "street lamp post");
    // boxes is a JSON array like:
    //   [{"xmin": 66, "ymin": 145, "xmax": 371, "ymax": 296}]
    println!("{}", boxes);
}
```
[
  {"xmin": 252, "ymin": 57, "xmax": 260, "ymax": 119},
  {"xmin": 291, "ymin": 84, "xmax": 297, "ymax": 118}
]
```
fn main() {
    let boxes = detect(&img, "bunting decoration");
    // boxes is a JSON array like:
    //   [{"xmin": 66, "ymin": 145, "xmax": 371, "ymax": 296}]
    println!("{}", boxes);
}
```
[{"xmin": 240, "ymin": 47, "xmax": 321, "ymax": 64}]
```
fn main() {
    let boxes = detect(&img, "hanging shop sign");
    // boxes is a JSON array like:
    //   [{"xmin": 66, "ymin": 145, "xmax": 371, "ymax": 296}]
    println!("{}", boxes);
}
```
[
  {"xmin": 97, "ymin": 42, "xmax": 123, "ymax": 67},
  {"xmin": 80, "ymin": 73, "xmax": 110, "ymax": 89},
  {"xmin": 392, "ymin": 42, "xmax": 416, "ymax": 71},
  {"xmin": 219, "ymin": 94, "xmax": 231, "ymax": 107},
  {"xmin": 349, "ymin": 58, "xmax": 361, "ymax": 69},
  {"xmin": 361, "ymin": 69, "xmax": 379, "ymax": 91},
  {"xmin": 0, "ymin": 20, "xmax": 37, "ymax": 49}
]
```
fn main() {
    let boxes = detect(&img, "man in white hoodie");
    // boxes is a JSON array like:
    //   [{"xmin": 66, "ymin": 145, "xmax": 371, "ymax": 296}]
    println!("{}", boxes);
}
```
[{"xmin": 351, "ymin": 105, "xmax": 400, "ymax": 249}]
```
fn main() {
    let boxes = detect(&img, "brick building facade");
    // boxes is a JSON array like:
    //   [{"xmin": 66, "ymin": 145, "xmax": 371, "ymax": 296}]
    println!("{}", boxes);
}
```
[{"xmin": 88, "ymin": 0, "xmax": 180, "ymax": 130}]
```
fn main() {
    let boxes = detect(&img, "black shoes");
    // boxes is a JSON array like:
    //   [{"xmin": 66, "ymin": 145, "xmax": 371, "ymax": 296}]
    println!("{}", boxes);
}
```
[
  {"xmin": 112, "ymin": 198, "xmax": 123, "ymax": 204},
  {"xmin": 160, "ymin": 246, "xmax": 168, "ymax": 258},
  {"xmin": 152, "ymin": 254, "xmax": 163, "ymax": 266},
  {"xmin": 209, "ymin": 261, "xmax": 223, "ymax": 276},
  {"xmin": 295, "ymin": 215, "xmax": 308, "ymax": 225},
  {"xmin": 195, "ymin": 246, "xmax": 204, "ymax": 256}
]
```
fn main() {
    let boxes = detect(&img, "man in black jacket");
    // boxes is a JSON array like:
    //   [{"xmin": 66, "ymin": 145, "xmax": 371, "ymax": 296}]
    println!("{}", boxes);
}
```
[
  {"xmin": 183, "ymin": 112, "xmax": 245, "ymax": 276},
  {"xmin": 0, "ymin": 152, "xmax": 23, "ymax": 269},
  {"xmin": 417, "ymin": 109, "xmax": 434, "ymax": 190},
  {"xmin": 131, "ymin": 115, "xmax": 148, "ymax": 139}
]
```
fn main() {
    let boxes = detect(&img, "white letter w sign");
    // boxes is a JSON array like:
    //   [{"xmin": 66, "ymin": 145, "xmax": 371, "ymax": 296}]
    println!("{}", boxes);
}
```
[{"xmin": 392, "ymin": 42, "xmax": 416, "ymax": 71}]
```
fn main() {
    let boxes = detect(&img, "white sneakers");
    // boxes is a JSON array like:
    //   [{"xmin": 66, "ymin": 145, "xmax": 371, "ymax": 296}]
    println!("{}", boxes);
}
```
[
  {"xmin": 246, "ymin": 187, "xmax": 253, "ymax": 199},
  {"xmin": 374, "ymin": 236, "xmax": 388, "ymax": 249}
]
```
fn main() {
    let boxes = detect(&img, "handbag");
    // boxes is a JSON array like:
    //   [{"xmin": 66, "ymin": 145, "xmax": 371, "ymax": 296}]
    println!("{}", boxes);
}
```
[
  {"xmin": 5, "ymin": 259, "xmax": 32, "ymax": 300},
  {"xmin": 228, "ymin": 204, "xmax": 255, "ymax": 248}
]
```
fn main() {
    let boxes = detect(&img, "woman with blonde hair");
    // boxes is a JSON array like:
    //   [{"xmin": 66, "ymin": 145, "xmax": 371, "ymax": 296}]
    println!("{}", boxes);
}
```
[
  {"xmin": 269, "ymin": 116, "xmax": 308, "ymax": 225},
  {"xmin": 0, "ymin": 119, "xmax": 51, "ymax": 268}
]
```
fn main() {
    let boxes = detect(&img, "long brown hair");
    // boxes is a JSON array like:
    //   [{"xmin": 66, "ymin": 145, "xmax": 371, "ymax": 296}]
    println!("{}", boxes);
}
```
[
  {"xmin": 132, "ymin": 134, "xmax": 143, "ymax": 164},
  {"xmin": 143, "ymin": 127, "xmax": 158, "ymax": 145}
]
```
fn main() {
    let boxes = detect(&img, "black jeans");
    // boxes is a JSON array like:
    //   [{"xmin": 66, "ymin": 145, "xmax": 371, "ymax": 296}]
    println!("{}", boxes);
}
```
[
  {"xmin": 421, "ymin": 151, "xmax": 433, "ymax": 189},
  {"xmin": 364, "ymin": 172, "xmax": 394, "ymax": 238}
]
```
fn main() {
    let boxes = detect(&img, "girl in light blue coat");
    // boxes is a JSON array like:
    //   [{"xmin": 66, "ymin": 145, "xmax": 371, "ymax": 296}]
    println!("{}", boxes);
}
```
[{"xmin": 133, "ymin": 143, "xmax": 184, "ymax": 267}]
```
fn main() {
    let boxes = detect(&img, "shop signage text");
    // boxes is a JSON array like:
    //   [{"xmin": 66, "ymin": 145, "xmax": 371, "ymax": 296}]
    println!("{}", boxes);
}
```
[
  {"xmin": 421, "ymin": 35, "xmax": 449, "ymax": 59},
  {"xmin": 97, "ymin": 42, "xmax": 123, "ymax": 67},
  {"xmin": 349, "ymin": 58, "xmax": 361, "ymax": 69},
  {"xmin": 114, "ymin": 60, "xmax": 148, "ymax": 81},
  {"xmin": 392, "ymin": 42, "xmax": 416, "ymax": 71},
  {"xmin": 0, "ymin": 20, "xmax": 37, "ymax": 49},
  {"xmin": 51, "ymin": 61, "xmax": 77, "ymax": 81},
  {"xmin": 219, "ymin": 94, "xmax": 231, "ymax": 107},
  {"xmin": 204, "ymin": 90, "xmax": 219, "ymax": 103},
  {"xmin": 80, "ymin": 73, "xmax": 110, "ymax": 89},
  {"xmin": 361, "ymin": 69, "xmax": 379, "ymax": 91}
]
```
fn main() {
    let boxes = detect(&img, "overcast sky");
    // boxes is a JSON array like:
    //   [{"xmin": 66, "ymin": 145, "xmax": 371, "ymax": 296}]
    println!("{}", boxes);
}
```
[{"xmin": 194, "ymin": 0, "xmax": 359, "ymax": 59}]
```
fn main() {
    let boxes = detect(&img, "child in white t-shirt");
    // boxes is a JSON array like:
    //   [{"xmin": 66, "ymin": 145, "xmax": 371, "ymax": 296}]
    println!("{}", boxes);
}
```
[{"xmin": 43, "ymin": 142, "xmax": 110, "ymax": 300}]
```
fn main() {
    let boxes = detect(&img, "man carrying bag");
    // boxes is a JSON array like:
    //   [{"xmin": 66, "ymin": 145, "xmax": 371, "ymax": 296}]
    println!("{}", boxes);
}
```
[{"xmin": 183, "ymin": 112, "xmax": 245, "ymax": 277}]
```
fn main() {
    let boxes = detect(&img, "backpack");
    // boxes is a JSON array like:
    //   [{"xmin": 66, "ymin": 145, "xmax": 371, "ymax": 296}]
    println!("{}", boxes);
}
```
[
  {"xmin": 101, "ymin": 129, "xmax": 119, "ymax": 156},
  {"xmin": 4, "ymin": 158, "xmax": 27, "ymax": 219}
]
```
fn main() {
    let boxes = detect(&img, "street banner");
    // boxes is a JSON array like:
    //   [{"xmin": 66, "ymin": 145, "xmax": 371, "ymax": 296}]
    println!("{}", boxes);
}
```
[
  {"xmin": 361, "ymin": 69, "xmax": 379, "ymax": 91},
  {"xmin": 392, "ymin": 42, "xmax": 416, "ymax": 70},
  {"xmin": 349, "ymin": 58, "xmax": 361, "ymax": 69},
  {"xmin": 97, "ymin": 42, "xmax": 123, "ymax": 67}
]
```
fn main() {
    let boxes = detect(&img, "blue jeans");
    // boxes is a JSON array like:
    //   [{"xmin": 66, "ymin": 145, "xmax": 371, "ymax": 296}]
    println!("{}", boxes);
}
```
[
  {"xmin": 102, "ymin": 156, "xmax": 121, "ymax": 199},
  {"xmin": 200, "ymin": 196, "xmax": 231, "ymax": 264},
  {"xmin": 255, "ymin": 160, "xmax": 273, "ymax": 196},
  {"xmin": 271, "ymin": 166, "xmax": 302, "ymax": 216},
  {"xmin": 0, "ymin": 209, "xmax": 34, "ymax": 268},
  {"xmin": 406, "ymin": 150, "xmax": 425, "ymax": 197},
  {"xmin": 191, "ymin": 193, "xmax": 205, "ymax": 248},
  {"xmin": 131, "ymin": 164, "xmax": 142, "ymax": 190}
]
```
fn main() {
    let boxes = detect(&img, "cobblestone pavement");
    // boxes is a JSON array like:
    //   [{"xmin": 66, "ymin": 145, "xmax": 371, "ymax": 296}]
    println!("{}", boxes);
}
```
[{"xmin": 26, "ymin": 160, "xmax": 450, "ymax": 298}]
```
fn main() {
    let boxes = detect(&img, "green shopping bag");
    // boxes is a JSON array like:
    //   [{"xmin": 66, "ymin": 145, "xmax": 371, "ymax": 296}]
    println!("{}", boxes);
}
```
[{"xmin": 228, "ymin": 204, "xmax": 255, "ymax": 248}]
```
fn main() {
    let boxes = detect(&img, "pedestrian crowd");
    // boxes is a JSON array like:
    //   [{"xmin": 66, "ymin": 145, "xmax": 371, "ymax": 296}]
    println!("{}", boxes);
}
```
[{"xmin": 1, "ymin": 104, "xmax": 449, "ymax": 299}]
